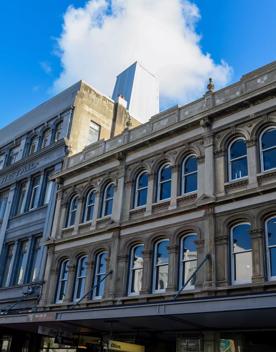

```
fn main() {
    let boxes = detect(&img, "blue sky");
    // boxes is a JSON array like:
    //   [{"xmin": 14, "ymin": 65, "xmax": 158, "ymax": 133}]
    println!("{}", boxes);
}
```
[{"xmin": 0, "ymin": 0, "xmax": 275, "ymax": 128}]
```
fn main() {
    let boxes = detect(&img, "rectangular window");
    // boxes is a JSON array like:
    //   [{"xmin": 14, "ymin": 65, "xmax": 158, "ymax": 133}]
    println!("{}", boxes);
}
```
[
  {"xmin": 16, "ymin": 181, "xmax": 28, "ymax": 215},
  {"xmin": 42, "ymin": 170, "xmax": 54, "ymax": 205},
  {"xmin": 0, "ymin": 153, "xmax": 5, "ymax": 170},
  {"xmin": 13, "ymin": 240, "xmax": 29, "ymax": 285},
  {"xmin": 87, "ymin": 121, "xmax": 100, "ymax": 145},
  {"xmin": 28, "ymin": 175, "xmax": 41, "ymax": 210},
  {"xmin": 0, "ymin": 191, "xmax": 9, "ymax": 222},
  {"xmin": 2, "ymin": 244, "xmax": 14, "ymax": 287},
  {"xmin": 6, "ymin": 146, "xmax": 20, "ymax": 166},
  {"xmin": 28, "ymin": 237, "xmax": 42, "ymax": 282}
]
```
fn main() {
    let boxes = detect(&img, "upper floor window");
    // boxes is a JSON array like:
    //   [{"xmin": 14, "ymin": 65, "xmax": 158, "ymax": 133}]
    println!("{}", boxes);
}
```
[
  {"xmin": 0, "ymin": 191, "xmax": 9, "ymax": 222},
  {"xmin": 157, "ymin": 163, "xmax": 172, "ymax": 201},
  {"xmin": 6, "ymin": 146, "xmax": 20, "ymax": 166},
  {"xmin": 181, "ymin": 155, "xmax": 198, "ymax": 194},
  {"xmin": 28, "ymin": 136, "xmax": 39, "ymax": 156},
  {"xmin": 134, "ymin": 171, "xmax": 148, "ymax": 208},
  {"xmin": 66, "ymin": 195, "xmax": 79, "ymax": 227},
  {"xmin": 228, "ymin": 138, "xmax": 248, "ymax": 181},
  {"xmin": 128, "ymin": 244, "xmax": 144, "ymax": 295},
  {"xmin": 101, "ymin": 183, "xmax": 114, "ymax": 217},
  {"xmin": 179, "ymin": 234, "xmax": 197, "ymax": 290},
  {"xmin": 87, "ymin": 121, "xmax": 100, "ymax": 145},
  {"xmin": 153, "ymin": 239, "xmax": 169, "ymax": 293},
  {"xmin": 260, "ymin": 128, "xmax": 276, "ymax": 171},
  {"xmin": 230, "ymin": 223, "xmax": 252, "ymax": 285},
  {"xmin": 93, "ymin": 252, "xmax": 107, "ymax": 299},
  {"xmin": 41, "ymin": 129, "xmax": 51, "ymax": 149},
  {"xmin": 54, "ymin": 122, "xmax": 63, "ymax": 142},
  {"xmin": 42, "ymin": 170, "xmax": 54, "ymax": 205},
  {"xmin": 13, "ymin": 240, "xmax": 29, "ymax": 285},
  {"xmin": 0, "ymin": 153, "xmax": 5, "ymax": 170},
  {"xmin": 55, "ymin": 259, "xmax": 69, "ymax": 303},
  {"xmin": 265, "ymin": 216, "xmax": 276, "ymax": 280},
  {"xmin": 28, "ymin": 237, "xmax": 42, "ymax": 282},
  {"xmin": 73, "ymin": 255, "xmax": 88, "ymax": 302},
  {"xmin": 2, "ymin": 243, "xmax": 14, "ymax": 287},
  {"xmin": 28, "ymin": 175, "xmax": 41, "ymax": 210},
  {"xmin": 83, "ymin": 189, "xmax": 96, "ymax": 222},
  {"xmin": 15, "ymin": 180, "xmax": 28, "ymax": 215}
]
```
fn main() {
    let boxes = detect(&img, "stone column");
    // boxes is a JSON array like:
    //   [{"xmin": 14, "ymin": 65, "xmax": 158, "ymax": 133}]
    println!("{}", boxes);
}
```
[
  {"xmin": 251, "ymin": 228, "xmax": 265, "ymax": 284},
  {"xmin": 169, "ymin": 165, "xmax": 178, "ymax": 210},
  {"xmin": 91, "ymin": 190, "xmax": 100, "ymax": 229},
  {"xmin": 247, "ymin": 140, "xmax": 258, "ymax": 188},
  {"xmin": 141, "ymin": 249, "xmax": 153, "ymax": 294},
  {"xmin": 214, "ymin": 235, "xmax": 229, "ymax": 287},
  {"xmin": 39, "ymin": 246, "xmax": 56, "ymax": 305},
  {"xmin": 122, "ymin": 180, "xmax": 132, "ymax": 221},
  {"xmin": 197, "ymin": 156, "xmax": 205, "ymax": 198},
  {"xmin": 214, "ymin": 150, "xmax": 226, "ymax": 196},
  {"xmin": 145, "ymin": 173, "xmax": 154, "ymax": 216},
  {"xmin": 72, "ymin": 197, "xmax": 83, "ymax": 235},
  {"xmin": 107, "ymin": 231, "xmax": 120, "ymax": 298},
  {"xmin": 116, "ymin": 254, "xmax": 129, "ymax": 297},
  {"xmin": 82, "ymin": 258, "xmax": 94, "ymax": 302},
  {"xmin": 113, "ymin": 174, "xmax": 125, "ymax": 223},
  {"xmin": 203, "ymin": 133, "xmax": 215, "ymax": 198},
  {"xmin": 194, "ymin": 239, "xmax": 205, "ymax": 289},
  {"xmin": 51, "ymin": 191, "xmax": 63, "ymax": 239},
  {"xmin": 167, "ymin": 245, "xmax": 179, "ymax": 292},
  {"xmin": 64, "ymin": 263, "xmax": 76, "ymax": 303}
]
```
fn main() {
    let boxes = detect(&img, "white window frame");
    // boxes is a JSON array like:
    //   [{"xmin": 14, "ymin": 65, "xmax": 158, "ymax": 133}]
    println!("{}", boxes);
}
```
[
  {"xmin": 265, "ymin": 216, "xmax": 276, "ymax": 281},
  {"xmin": 54, "ymin": 121, "xmax": 63, "ymax": 142},
  {"xmin": 152, "ymin": 239, "xmax": 169, "ymax": 293},
  {"xmin": 228, "ymin": 138, "xmax": 248, "ymax": 181},
  {"xmin": 73, "ymin": 255, "xmax": 88, "ymax": 302},
  {"xmin": 28, "ymin": 175, "xmax": 41, "ymax": 210},
  {"xmin": 134, "ymin": 171, "xmax": 148, "ymax": 208},
  {"xmin": 260, "ymin": 127, "xmax": 276, "ymax": 172},
  {"xmin": 101, "ymin": 183, "xmax": 114, "ymax": 217},
  {"xmin": 16, "ymin": 181, "xmax": 28, "ymax": 215},
  {"xmin": 157, "ymin": 163, "xmax": 172, "ymax": 202},
  {"xmin": 28, "ymin": 136, "xmax": 39, "ymax": 156},
  {"xmin": 14, "ymin": 240, "xmax": 29, "ymax": 285},
  {"xmin": 128, "ymin": 244, "xmax": 144, "ymax": 296},
  {"xmin": 179, "ymin": 234, "xmax": 198, "ymax": 290},
  {"xmin": 230, "ymin": 222, "xmax": 252, "ymax": 285},
  {"xmin": 66, "ymin": 195, "xmax": 79, "ymax": 227},
  {"xmin": 41, "ymin": 129, "xmax": 51, "ymax": 149},
  {"xmin": 181, "ymin": 154, "xmax": 198, "ymax": 195},
  {"xmin": 93, "ymin": 252, "xmax": 108, "ymax": 299},
  {"xmin": 2, "ymin": 243, "xmax": 15, "ymax": 287},
  {"xmin": 83, "ymin": 189, "xmax": 96, "ymax": 222},
  {"xmin": 55, "ymin": 259, "xmax": 69, "ymax": 303}
]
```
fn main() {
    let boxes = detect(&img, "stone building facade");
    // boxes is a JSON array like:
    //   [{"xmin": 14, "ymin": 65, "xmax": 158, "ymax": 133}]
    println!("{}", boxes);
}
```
[{"xmin": 1, "ymin": 62, "xmax": 276, "ymax": 352}]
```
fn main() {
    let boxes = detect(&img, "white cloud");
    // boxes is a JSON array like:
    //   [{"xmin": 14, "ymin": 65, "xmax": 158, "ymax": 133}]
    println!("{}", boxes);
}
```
[
  {"xmin": 40, "ymin": 61, "xmax": 52, "ymax": 75},
  {"xmin": 54, "ymin": 0, "xmax": 231, "ymax": 120}
]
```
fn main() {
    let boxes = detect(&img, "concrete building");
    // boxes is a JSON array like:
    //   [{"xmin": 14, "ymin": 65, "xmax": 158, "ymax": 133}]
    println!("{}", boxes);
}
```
[
  {"xmin": 112, "ymin": 61, "xmax": 159, "ymax": 122},
  {"xmin": 1, "ymin": 61, "xmax": 276, "ymax": 352},
  {"xmin": 0, "ymin": 81, "xmax": 139, "ymax": 350}
]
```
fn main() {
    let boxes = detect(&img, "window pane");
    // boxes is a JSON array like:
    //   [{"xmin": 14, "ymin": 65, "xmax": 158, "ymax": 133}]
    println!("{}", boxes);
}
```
[
  {"xmin": 2, "ymin": 245, "xmax": 14, "ymax": 287},
  {"xmin": 96, "ymin": 275, "xmax": 105, "ymax": 297},
  {"xmin": 29, "ymin": 238, "xmax": 42, "ymax": 282},
  {"xmin": 17, "ymin": 182, "xmax": 28, "ymax": 214},
  {"xmin": 262, "ymin": 129, "xmax": 276, "ymax": 149},
  {"xmin": 131, "ymin": 269, "xmax": 143, "ymax": 293},
  {"xmin": 160, "ymin": 181, "xmax": 171, "ymax": 200},
  {"xmin": 133, "ymin": 246, "xmax": 144, "ymax": 269},
  {"xmin": 156, "ymin": 265, "xmax": 168, "ymax": 290},
  {"xmin": 106, "ymin": 184, "xmax": 114, "ymax": 198},
  {"xmin": 231, "ymin": 157, "xmax": 248, "ymax": 179},
  {"xmin": 184, "ymin": 174, "xmax": 197, "ymax": 193},
  {"xmin": 29, "ymin": 137, "xmax": 38, "ymax": 155},
  {"xmin": 43, "ymin": 172, "xmax": 54, "ymax": 205},
  {"xmin": 232, "ymin": 224, "xmax": 251, "ymax": 253},
  {"xmin": 267, "ymin": 218, "xmax": 276, "ymax": 246},
  {"xmin": 41, "ymin": 129, "xmax": 51, "ymax": 148},
  {"xmin": 263, "ymin": 149, "xmax": 276, "ymax": 170},
  {"xmin": 105, "ymin": 199, "xmax": 113, "ymax": 216},
  {"xmin": 183, "ymin": 260, "xmax": 197, "ymax": 287},
  {"xmin": 0, "ymin": 192, "xmax": 8, "ymax": 221},
  {"xmin": 157, "ymin": 240, "xmax": 169, "ymax": 264},
  {"xmin": 55, "ymin": 122, "xmax": 63, "ymax": 142},
  {"xmin": 138, "ymin": 173, "xmax": 148, "ymax": 188},
  {"xmin": 234, "ymin": 252, "xmax": 252, "ymax": 282},
  {"xmin": 230, "ymin": 139, "xmax": 247, "ymax": 159},
  {"xmin": 160, "ymin": 165, "xmax": 171, "ymax": 181},
  {"xmin": 184, "ymin": 156, "xmax": 197, "ymax": 173},
  {"xmin": 183, "ymin": 235, "xmax": 197, "ymax": 261},
  {"xmin": 14, "ymin": 241, "xmax": 29, "ymax": 285},
  {"xmin": 87, "ymin": 121, "xmax": 100, "ymax": 145},
  {"xmin": 98, "ymin": 253, "xmax": 107, "ymax": 274},
  {"xmin": 269, "ymin": 248, "xmax": 276, "ymax": 277},
  {"xmin": 137, "ymin": 189, "xmax": 147, "ymax": 206}
]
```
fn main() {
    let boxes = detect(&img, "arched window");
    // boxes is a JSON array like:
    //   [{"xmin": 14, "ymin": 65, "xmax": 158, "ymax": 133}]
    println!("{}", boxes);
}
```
[
  {"xmin": 54, "ymin": 121, "xmax": 63, "ymax": 142},
  {"xmin": 28, "ymin": 136, "xmax": 39, "ymax": 156},
  {"xmin": 83, "ymin": 189, "xmax": 96, "ymax": 222},
  {"xmin": 134, "ymin": 171, "xmax": 148, "ymax": 208},
  {"xmin": 228, "ymin": 138, "xmax": 248, "ymax": 181},
  {"xmin": 66, "ymin": 195, "xmax": 79, "ymax": 227},
  {"xmin": 265, "ymin": 216, "xmax": 276, "ymax": 280},
  {"xmin": 260, "ymin": 128, "xmax": 276, "ymax": 171},
  {"xmin": 73, "ymin": 255, "xmax": 88, "ymax": 302},
  {"xmin": 230, "ymin": 223, "xmax": 252, "ymax": 284},
  {"xmin": 179, "ymin": 234, "xmax": 197, "ymax": 290},
  {"xmin": 41, "ymin": 129, "xmax": 51, "ymax": 149},
  {"xmin": 128, "ymin": 244, "xmax": 144, "ymax": 295},
  {"xmin": 101, "ymin": 183, "xmax": 114, "ymax": 217},
  {"xmin": 55, "ymin": 259, "xmax": 69, "ymax": 303},
  {"xmin": 157, "ymin": 163, "xmax": 172, "ymax": 201},
  {"xmin": 153, "ymin": 239, "xmax": 169, "ymax": 292},
  {"xmin": 181, "ymin": 155, "xmax": 198, "ymax": 194},
  {"xmin": 93, "ymin": 252, "xmax": 108, "ymax": 298}
]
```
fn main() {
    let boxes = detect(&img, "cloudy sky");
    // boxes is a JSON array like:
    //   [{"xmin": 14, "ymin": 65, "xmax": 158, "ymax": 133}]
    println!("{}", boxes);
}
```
[{"xmin": 0, "ymin": 0, "xmax": 276, "ymax": 127}]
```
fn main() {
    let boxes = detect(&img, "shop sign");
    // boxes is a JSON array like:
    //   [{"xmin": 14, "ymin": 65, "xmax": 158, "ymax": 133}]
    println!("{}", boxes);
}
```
[{"xmin": 108, "ymin": 340, "xmax": 145, "ymax": 352}]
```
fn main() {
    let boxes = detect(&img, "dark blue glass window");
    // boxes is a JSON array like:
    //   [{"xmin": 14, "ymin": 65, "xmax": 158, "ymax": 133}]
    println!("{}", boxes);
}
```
[
  {"xmin": 94, "ymin": 252, "xmax": 107, "ymax": 298},
  {"xmin": 102, "ymin": 184, "xmax": 114, "ymax": 216},
  {"xmin": 154, "ymin": 240, "xmax": 169, "ymax": 291},
  {"xmin": 129, "ymin": 245, "xmax": 144, "ymax": 294},
  {"xmin": 261, "ymin": 129, "xmax": 276, "ymax": 171},
  {"xmin": 158, "ymin": 164, "xmax": 171, "ymax": 201},
  {"xmin": 180, "ymin": 234, "xmax": 197, "ymax": 288},
  {"xmin": 229, "ymin": 139, "xmax": 248, "ymax": 180},
  {"xmin": 266, "ymin": 217, "xmax": 276, "ymax": 278},
  {"xmin": 182, "ymin": 156, "xmax": 197, "ymax": 194},
  {"xmin": 67, "ymin": 195, "xmax": 78, "ymax": 227},
  {"xmin": 84, "ymin": 190, "xmax": 96, "ymax": 222},
  {"xmin": 135, "ymin": 172, "xmax": 148, "ymax": 207}
]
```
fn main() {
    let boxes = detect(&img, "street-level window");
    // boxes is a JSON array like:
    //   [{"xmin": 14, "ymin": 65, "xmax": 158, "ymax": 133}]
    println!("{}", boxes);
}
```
[
  {"xmin": 228, "ymin": 138, "xmax": 248, "ymax": 181},
  {"xmin": 13, "ymin": 240, "xmax": 29, "ymax": 285},
  {"xmin": 128, "ymin": 244, "xmax": 144, "ymax": 295},
  {"xmin": 0, "ymin": 191, "xmax": 9, "ymax": 222},
  {"xmin": 83, "ymin": 189, "xmax": 96, "ymax": 222},
  {"xmin": 87, "ymin": 121, "xmax": 100, "ymax": 145},
  {"xmin": 157, "ymin": 163, "xmax": 172, "ymax": 201},
  {"xmin": 265, "ymin": 216, "xmax": 276, "ymax": 280},
  {"xmin": 16, "ymin": 180, "xmax": 28, "ymax": 215},
  {"xmin": 260, "ymin": 127, "xmax": 276, "ymax": 171},
  {"xmin": 230, "ymin": 223, "xmax": 252, "ymax": 284},
  {"xmin": 41, "ymin": 128, "xmax": 51, "ymax": 149},
  {"xmin": 28, "ymin": 237, "xmax": 42, "ymax": 282},
  {"xmin": 28, "ymin": 175, "xmax": 41, "ymax": 210},
  {"xmin": 73, "ymin": 255, "xmax": 88, "ymax": 302},
  {"xmin": 55, "ymin": 259, "xmax": 69, "ymax": 303},
  {"xmin": 153, "ymin": 239, "xmax": 169, "ymax": 292},
  {"xmin": 42, "ymin": 170, "xmax": 54, "ymax": 205},
  {"xmin": 28, "ymin": 136, "xmax": 39, "ymax": 156},
  {"xmin": 93, "ymin": 252, "xmax": 107, "ymax": 299},
  {"xmin": 0, "ymin": 153, "xmax": 6, "ymax": 170},
  {"xmin": 2, "ymin": 244, "xmax": 14, "ymax": 287},
  {"xmin": 101, "ymin": 183, "xmax": 114, "ymax": 217},
  {"xmin": 181, "ymin": 155, "xmax": 198, "ymax": 194},
  {"xmin": 66, "ymin": 195, "xmax": 79, "ymax": 227},
  {"xmin": 54, "ymin": 121, "xmax": 63, "ymax": 142},
  {"xmin": 134, "ymin": 171, "xmax": 148, "ymax": 208},
  {"xmin": 6, "ymin": 146, "xmax": 20, "ymax": 166},
  {"xmin": 179, "ymin": 234, "xmax": 198, "ymax": 290}
]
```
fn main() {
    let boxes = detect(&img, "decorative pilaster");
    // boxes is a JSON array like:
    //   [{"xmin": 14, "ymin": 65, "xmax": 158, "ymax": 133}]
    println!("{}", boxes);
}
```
[
  {"xmin": 214, "ymin": 234, "xmax": 229, "ymax": 287},
  {"xmin": 141, "ymin": 249, "xmax": 153, "ymax": 294},
  {"xmin": 169, "ymin": 165, "xmax": 178, "ymax": 210},
  {"xmin": 247, "ymin": 139, "xmax": 258, "ymax": 188},
  {"xmin": 167, "ymin": 245, "xmax": 179, "ymax": 292},
  {"xmin": 145, "ymin": 173, "xmax": 154, "ymax": 216},
  {"xmin": 251, "ymin": 228, "xmax": 265, "ymax": 283},
  {"xmin": 64, "ymin": 264, "xmax": 76, "ymax": 303}
]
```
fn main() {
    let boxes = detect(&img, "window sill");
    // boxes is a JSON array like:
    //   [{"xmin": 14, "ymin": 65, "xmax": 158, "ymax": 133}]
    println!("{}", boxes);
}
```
[
  {"xmin": 10, "ymin": 204, "xmax": 48, "ymax": 220},
  {"xmin": 257, "ymin": 169, "xmax": 276, "ymax": 181},
  {"xmin": 224, "ymin": 178, "xmax": 248, "ymax": 190}
]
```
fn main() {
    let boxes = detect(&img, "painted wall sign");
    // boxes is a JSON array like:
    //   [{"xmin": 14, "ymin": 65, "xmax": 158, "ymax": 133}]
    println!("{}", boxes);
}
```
[{"xmin": 0, "ymin": 161, "xmax": 39, "ymax": 187}]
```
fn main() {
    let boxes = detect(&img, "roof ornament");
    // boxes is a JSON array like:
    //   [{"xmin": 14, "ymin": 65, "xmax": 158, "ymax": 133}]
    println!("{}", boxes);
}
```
[{"xmin": 207, "ymin": 77, "xmax": 215, "ymax": 93}]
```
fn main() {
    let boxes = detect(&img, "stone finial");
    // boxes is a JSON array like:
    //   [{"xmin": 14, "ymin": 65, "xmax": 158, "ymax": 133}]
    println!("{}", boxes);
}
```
[{"xmin": 207, "ymin": 77, "xmax": 215, "ymax": 93}]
